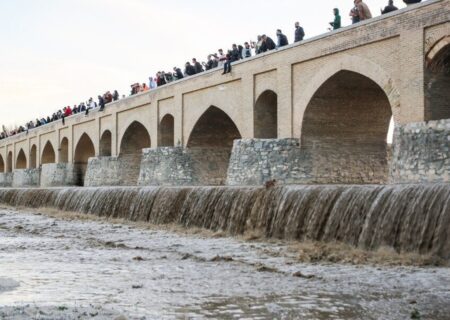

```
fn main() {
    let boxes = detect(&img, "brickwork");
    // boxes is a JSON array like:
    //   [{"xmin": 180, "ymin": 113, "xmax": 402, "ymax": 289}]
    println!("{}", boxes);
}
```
[
  {"xmin": 40, "ymin": 163, "xmax": 77, "ymax": 187},
  {"xmin": 12, "ymin": 169, "xmax": 40, "ymax": 188},
  {"xmin": 84, "ymin": 155, "xmax": 143, "ymax": 186}
]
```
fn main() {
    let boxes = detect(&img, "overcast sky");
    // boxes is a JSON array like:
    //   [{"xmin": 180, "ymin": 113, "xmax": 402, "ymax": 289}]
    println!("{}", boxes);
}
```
[{"xmin": 0, "ymin": 0, "xmax": 407, "ymax": 128}]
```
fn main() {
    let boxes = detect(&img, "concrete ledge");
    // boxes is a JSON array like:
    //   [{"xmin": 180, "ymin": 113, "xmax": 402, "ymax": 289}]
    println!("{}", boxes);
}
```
[
  {"xmin": 12, "ymin": 169, "xmax": 40, "ymax": 188},
  {"xmin": 40, "ymin": 163, "xmax": 78, "ymax": 187},
  {"xmin": 0, "ymin": 173, "xmax": 13, "ymax": 187}
]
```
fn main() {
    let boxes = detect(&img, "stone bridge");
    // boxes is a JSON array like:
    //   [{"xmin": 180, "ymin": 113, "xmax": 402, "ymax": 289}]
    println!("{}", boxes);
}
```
[{"xmin": 1, "ymin": 0, "xmax": 449, "ymax": 188}]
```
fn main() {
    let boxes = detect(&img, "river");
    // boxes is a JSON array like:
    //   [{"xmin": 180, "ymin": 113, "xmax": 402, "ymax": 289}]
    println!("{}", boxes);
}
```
[{"xmin": 0, "ymin": 208, "xmax": 449, "ymax": 319}]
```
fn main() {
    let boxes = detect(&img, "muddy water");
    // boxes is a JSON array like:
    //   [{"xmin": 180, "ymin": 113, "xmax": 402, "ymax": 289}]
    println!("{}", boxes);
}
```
[{"xmin": 1, "ymin": 209, "xmax": 450, "ymax": 320}]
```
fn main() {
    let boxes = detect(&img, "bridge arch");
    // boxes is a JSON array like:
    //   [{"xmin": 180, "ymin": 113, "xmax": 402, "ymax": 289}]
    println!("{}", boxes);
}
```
[
  {"xmin": 159, "ymin": 114, "xmax": 175, "ymax": 147},
  {"xmin": 59, "ymin": 137, "xmax": 69, "ymax": 163},
  {"xmin": 119, "ymin": 121, "xmax": 151, "ymax": 155},
  {"xmin": 301, "ymin": 69, "xmax": 393, "ymax": 184},
  {"xmin": 30, "ymin": 145, "xmax": 37, "ymax": 169},
  {"xmin": 41, "ymin": 141, "xmax": 56, "ymax": 164},
  {"xmin": 187, "ymin": 105, "xmax": 242, "ymax": 185},
  {"xmin": 74, "ymin": 133, "xmax": 95, "ymax": 186},
  {"xmin": 254, "ymin": 90, "xmax": 278, "ymax": 138},
  {"xmin": 99, "ymin": 130, "xmax": 112, "ymax": 157},
  {"xmin": 425, "ymin": 36, "xmax": 450, "ymax": 120},
  {"xmin": 16, "ymin": 149, "xmax": 27, "ymax": 169},
  {"xmin": 6, "ymin": 152, "xmax": 13, "ymax": 172},
  {"xmin": 0, "ymin": 154, "xmax": 4, "ymax": 172}
]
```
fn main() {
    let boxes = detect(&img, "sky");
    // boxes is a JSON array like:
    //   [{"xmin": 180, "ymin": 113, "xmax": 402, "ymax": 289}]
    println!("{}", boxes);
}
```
[{"xmin": 0, "ymin": 0, "xmax": 407, "ymax": 129}]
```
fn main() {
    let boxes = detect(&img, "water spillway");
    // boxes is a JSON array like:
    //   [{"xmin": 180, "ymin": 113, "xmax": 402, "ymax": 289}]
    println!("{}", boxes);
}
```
[{"xmin": 0, "ymin": 184, "xmax": 449, "ymax": 259}]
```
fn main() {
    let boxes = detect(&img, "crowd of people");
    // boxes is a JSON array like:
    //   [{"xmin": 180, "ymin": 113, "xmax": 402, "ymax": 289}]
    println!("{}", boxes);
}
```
[{"xmin": 1, "ymin": 0, "xmax": 400, "ymax": 141}]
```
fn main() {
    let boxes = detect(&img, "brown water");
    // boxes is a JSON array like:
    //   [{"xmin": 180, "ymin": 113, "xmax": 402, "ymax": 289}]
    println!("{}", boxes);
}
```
[
  {"xmin": 0, "ymin": 184, "xmax": 449, "ymax": 259},
  {"xmin": 1, "ymin": 208, "xmax": 450, "ymax": 319}
]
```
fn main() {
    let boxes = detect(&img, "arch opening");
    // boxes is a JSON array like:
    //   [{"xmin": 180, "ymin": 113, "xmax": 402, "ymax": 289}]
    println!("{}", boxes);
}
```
[
  {"xmin": 0, "ymin": 155, "xmax": 5, "ymax": 173},
  {"xmin": 6, "ymin": 152, "xmax": 13, "ymax": 173},
  {"xmin": 187, "ymin": 106, "xmax": 242, "ymax": 185},
  {"xmin": 119, "ymin": 121, "xmax": 151, "ymax": 185},
  {"xmin": 41, "ymin": 141, "xmax": 56, "ymax": 165},
  {"xmin": 74, "ymin": 133, "xmax": 95, "ymax": 186},
  {"xmin": 301, "ymin": 70, "xmax": 392, "ymax": 184},
  {"xmin": 254, "ymin": 90, "xmax": 278, "ymax": 138},
  {"xmin": 30, "ymin": 145, "xmax": 37, "ymax": 169},
  {"xmin": 425, "ymin": 42, "xmax": 450, "ymax": 120},
  {"xmin": 158, "ymin": 114, "xmax": 175, "ymax": 147},
  {"xmin": 16, "ymin": 149, "xmax": 27, "ymax": 170},
  {"xmin": 100, "ymin": 130, "xmax": 112, "ymax": 157},
  {"xmin": 60, "ymin": 138, "xmax": 69, "ymax": 163}
]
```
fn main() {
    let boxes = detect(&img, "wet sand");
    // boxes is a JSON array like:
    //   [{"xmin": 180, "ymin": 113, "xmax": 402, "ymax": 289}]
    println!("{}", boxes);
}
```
[{"xmin": 0, "ymin": 208, "xmax": 449, "ymax": 319}]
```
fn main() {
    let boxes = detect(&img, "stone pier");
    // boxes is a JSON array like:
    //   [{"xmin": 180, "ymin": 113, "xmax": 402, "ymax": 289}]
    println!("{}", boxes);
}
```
[
  {"xmin": 12, "ymin": 169, "xmax": 40, "ymax": 188},
  {"xmin": 40, "ymin": 163, "xmax": 78, "ymax": 187}
]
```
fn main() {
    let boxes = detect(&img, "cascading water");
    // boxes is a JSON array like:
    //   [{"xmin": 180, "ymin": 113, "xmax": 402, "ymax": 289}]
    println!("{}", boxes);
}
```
[{"xmin": 0, "ymin": 184, "xmax": 449, "ymax": 259}]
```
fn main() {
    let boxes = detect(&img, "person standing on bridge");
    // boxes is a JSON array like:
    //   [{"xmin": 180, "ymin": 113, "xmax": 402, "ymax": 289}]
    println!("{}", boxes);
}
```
[
  {"xmin": 294, "ymin": 22, "xmax": 305, "ymax": 42},
  {"xmin": 381, "ymin": 0, "xmax": 398, "ymax": 14},
  {"xmin": 350, "ymin": 0, "xmax": 361, "ymax": 24},
  {"xmin": 330, "ymin": 8, "xmax": 342, "ymax": 30},
  {"xmin": 193, "ymin": 58, "xmax": 204, "ymax": 73},
  {"xmin": 262, "ymin": 35, "xmax": 276, "ymax": 51},
  {"xmin": 355, "ymin": 0, "xmax": 372, "ymax": 21},
  {"xmin": 184, "ymin": 62, "xmax": 197, "ymax": 76},
  {"xmin": 98, "ymin": 95, "xmax": 105, "ymax": 112},
  {"xmin": 276, "ymin": 29, "xmax": 289, "ymax": 48}
]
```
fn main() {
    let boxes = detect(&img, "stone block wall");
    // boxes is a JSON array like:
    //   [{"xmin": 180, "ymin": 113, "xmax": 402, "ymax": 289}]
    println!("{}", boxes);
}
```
[
  {"xmin": 227, "ymin": 139, "xmax": 311, "ymax": 186},
  {"xmin": 40, "ymin": 163, "xmax": 78, "ymax": 187},
  {"xmin": 12, "ymin": 169, "xmax": 40, "ymax": 187},
  {"xmin": 0, "ymin": 173, "xmax": 13, "ymax": 187},
  {"xmin": 390, "ymin": 119, "xmax": 450, "ymax": 183},
  {"xmin": 85, "ymin": 155, "xmax": 142, "ymax": 187},
  {"xmin": 138, "ymin": 147, "xmax": 196, "ymax": 186}
]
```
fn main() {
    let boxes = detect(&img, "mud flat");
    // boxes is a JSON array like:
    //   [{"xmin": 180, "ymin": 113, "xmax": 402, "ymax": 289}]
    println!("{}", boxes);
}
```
[{"xmin": 1, "ymin": 208, "xmax": 450, "ymax": 319}]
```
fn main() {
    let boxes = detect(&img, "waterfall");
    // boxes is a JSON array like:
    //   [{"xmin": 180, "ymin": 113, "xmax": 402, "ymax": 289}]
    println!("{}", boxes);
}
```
[{"xmin": 0, "ymin": 184, "xmax": 449, "ymax": 259}]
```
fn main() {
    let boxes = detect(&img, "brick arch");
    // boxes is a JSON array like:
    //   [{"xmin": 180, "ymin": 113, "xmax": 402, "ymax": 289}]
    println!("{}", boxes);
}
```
[
  {"xmin": 254, "ymin": 90, "xmax": 278, "ymax": 138},
  {"xmin": 59, "ymin": 137, "xmax": 69, "ymax": 163},
  {"xmin": 298, "ymin": 55, "xmax": 400, "ymax": 130},
  {"xmin": 41, "ymin": 141, "xmax": 56, "ymax": 164},
  {"xmin": 6, "ymin": 152, "xmax": 13, "ymax": 172},
  {"xmin": 0, "ymin": 154, "xmax": 5, "ymax": 172},
  {"xmin": 301, "ymin": 69, "xmax": 392, "ymax": 184},
  {"xmin": 186, "ymin": 105, "xmax": 242, "ymax": 185},
  {"xmin": 16, "ymin": 149, "xmax": 27, "ymax": 169},
  {"xmin": 425, "ymin": 36, "xmax": 450, "ymax": 121},
  {"xmin": 74, "ymin": 133, "xmax": 96, "ymax": 186},
  {"xmin": 30, "ymin": 144, "xmax": 37, "ymax": 168},
  {"xmin": 99, "ymin": 130, "xmax": 112, "ymax": 157},
  {"xmin": 158, "ymin": 114, "xmax": 175, "ymax": 147},
  {"xmin": 119, "ymin": 121, "xmax": 151, "ymax": 155}
]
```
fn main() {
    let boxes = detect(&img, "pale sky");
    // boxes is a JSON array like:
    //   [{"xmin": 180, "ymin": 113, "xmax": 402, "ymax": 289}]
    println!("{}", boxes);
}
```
[{"xmin": 0, "ymin": 0, "xmax": 407, "ymax": 129}]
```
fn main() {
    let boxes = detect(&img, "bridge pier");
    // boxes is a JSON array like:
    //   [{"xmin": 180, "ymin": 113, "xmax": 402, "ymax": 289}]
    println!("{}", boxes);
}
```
[
  {"xmin": 0, "ymin": 173, "xmax": 13, "ymax": 187},
  {"xmin": 40, "ymin": 163, "xmax": 78, "ymax": 188},
  {"xmin": 12, "ymin": 169, "xmax": 40, "ymax": 188},
  {"xmin": 84, "ymin": 155, "xmax": 141, "ymax": 186}
]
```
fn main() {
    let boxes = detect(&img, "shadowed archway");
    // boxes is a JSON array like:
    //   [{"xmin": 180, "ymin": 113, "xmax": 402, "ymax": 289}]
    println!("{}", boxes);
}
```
[
  {"xmin": 30, "ymin": 145, "xmax": 37, "ymax": 169},
  {"xmin": 301, "ymin": 70, "xmax": 392, "ymax": 184},
  {"xmin": 119, "ymin": 121, "xmax": 151, "ymax": 185},
  {"xmin": 158, "ymin": 114, "xmax": 175, "ymax": 147},
  {"xmin": 254, "ymin": 90, "xmax": 278, "ymax": 138},
  {"xmin": 425, "ymin": 39, "xmax": 450, "ymax": 120},
  {"xmin": 41, "ymin": 141, "xmax": 56, "ymax": 165},
  {"xmin": 16, "ymin": 149, "xmax": 27, "ymax": 169},
  {"xmin": 0, "ymin": 155, "xmax": 4, "ymax": 173},
  {"xmin": 187, "ymin": 106, "xmax": 242, "ymax": 185},
  {"xmin": 60, "ymin": 138, "xmax": 69, "ymax": 163},
  {"xmin": 100, "ymin": 130, "xmax": 112, "ymax": 157},
  {"xmin": 6, "ymin": 152, "xmax": 13, "ymax": 172},
  {"xmin": 74, "ymin": 133, "xmax": 95, "ymax": 186}
]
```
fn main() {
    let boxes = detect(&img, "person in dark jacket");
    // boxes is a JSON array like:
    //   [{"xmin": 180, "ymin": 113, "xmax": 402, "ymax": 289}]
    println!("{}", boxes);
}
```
[
  {"xmin": 294, "ymin": 22, "xmax": 305, "ymax": 42},
  {"xmin": 98, "ymin": 95, "xmax": 105, "ymax": 111},
  {"xmin": 184, "ymin": 62, "xmax": 196, "ymax": 76},
  {"xmin": 192, "ymin": 58, "xmax": 204, "ymax": 73},
  {"xmin": 262, "ymin": 35, "xmax": 276, "ymax": 51},
  {"xmin": 173, "ymin": 67, "xmax": 184, "ymax": 80},
  {"xmin": 276, "ymin": 29, "xmax": 289, "ymax": 47},
  {"xmin": 203, "ymin": 55, "xmax": 215, "ymax": 71},
  {"xmin": 330, "ymin": 8, "xmax": 341, "ymax": 30},
  {"xmin": 113, "ymin": 90, "xmax": 119, "ymax": 101},
  {"xmin": 381, "ymin": 0, "xmax": 398, "ymax": 14}
]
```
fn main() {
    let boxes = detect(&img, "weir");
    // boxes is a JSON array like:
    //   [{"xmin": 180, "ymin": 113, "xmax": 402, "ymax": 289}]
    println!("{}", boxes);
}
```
[{"xmin": 0, "ymin": 184, "xmax": 449, "ymax": 260}]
